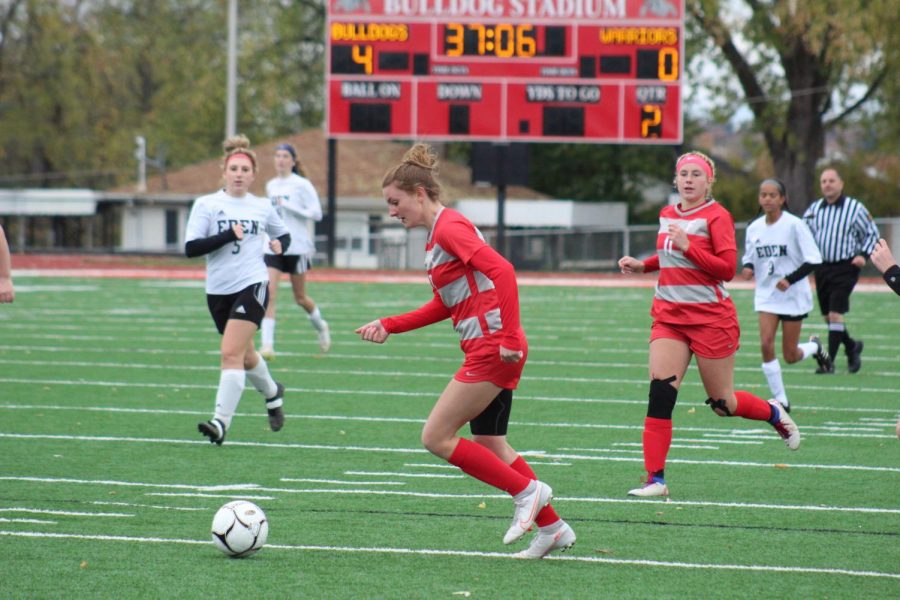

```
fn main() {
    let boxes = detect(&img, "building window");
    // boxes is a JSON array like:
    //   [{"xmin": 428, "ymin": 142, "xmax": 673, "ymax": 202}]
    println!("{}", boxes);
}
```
[{"xmin": 165, "ymin": 210, "xmax": 178, "ymax": 245}]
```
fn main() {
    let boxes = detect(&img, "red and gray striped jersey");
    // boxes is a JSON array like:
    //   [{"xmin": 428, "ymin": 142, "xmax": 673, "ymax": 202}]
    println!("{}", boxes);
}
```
[
  {"xmin": 381, "ymin": 207, "xmax": 524, "ymax": 355},
  {"xmin": 642, "ymin": 200, "xmax": 738, "ymax": 325}
]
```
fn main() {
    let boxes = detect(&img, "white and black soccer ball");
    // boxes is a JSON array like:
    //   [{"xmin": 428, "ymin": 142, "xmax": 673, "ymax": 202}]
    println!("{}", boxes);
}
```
[{"xmin": 211, "ymin": 500, "xmax": 269, "ymax": 558}]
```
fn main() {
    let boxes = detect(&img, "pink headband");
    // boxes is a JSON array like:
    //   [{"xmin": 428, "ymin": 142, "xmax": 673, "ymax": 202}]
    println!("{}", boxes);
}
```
[
  {"xmin": 676, "ymin": 155, "xmax": 713, "ymax": 180},
  {"xmin": 226, "ymin": 151, "xmax": 254, "ymax": 167}
]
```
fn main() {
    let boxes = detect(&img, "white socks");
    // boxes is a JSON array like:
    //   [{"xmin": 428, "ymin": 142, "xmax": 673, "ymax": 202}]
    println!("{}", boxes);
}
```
[
  {"xmin": 762, "ymin": 359, "xmax": 787, "ymax": 404},
  {"xmin": 260, "ymin": 317, "xmax": 275, "ymax": 348},
  {"xmin": 797, "ymin": 341, "xmax": 817, "ymax": 360},
  {"xmin": 214, "ymin": 369, "xmax": 246, "ymax": 429},
  {"xmin": 308, "ymin": 306, "xmax": 327, "ymax": 332},
  {"xmin": 246, "ymin": 353, "xmax": 278, "ymax": 399}
]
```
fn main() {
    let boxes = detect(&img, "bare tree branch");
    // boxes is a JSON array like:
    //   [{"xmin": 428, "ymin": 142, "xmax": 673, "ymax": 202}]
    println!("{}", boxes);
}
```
[{"xmin": 826, "ymin": 68, "xmax": 888, "ymax": 127}]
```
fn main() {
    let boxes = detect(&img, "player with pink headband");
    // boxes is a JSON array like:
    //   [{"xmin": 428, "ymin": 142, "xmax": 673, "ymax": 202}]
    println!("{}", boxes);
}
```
[
  {"xmin": 186, "ymin": 134, "xmax": 292, "ymax": 445},
  {"xmin": 618, "ymin": 151, "xmax": 801, "ymax": 497}
]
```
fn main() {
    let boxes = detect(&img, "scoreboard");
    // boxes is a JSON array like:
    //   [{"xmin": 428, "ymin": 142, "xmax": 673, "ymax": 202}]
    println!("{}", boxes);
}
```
[{"xmin": 326, "ymin": 0, "xmax": 684, "ymax": 144}]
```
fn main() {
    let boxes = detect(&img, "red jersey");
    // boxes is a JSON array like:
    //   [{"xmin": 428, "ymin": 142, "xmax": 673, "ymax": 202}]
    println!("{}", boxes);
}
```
[
  {"xmin": 381, "ymin": 207, "xmax": 525, "ymax": 356},
  {"xmin": 643, "ymin": 200, "xmax": 738, "ymax": 325}
]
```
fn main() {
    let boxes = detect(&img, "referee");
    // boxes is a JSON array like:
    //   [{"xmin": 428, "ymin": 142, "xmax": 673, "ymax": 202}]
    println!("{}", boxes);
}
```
[{"xmin": 802, "ymin": 168, "xmax": 879, "ymax": 374}]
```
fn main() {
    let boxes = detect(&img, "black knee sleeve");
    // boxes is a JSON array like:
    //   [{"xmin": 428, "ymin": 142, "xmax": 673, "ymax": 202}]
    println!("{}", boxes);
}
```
[
  {"xmin": 705, "ymin": 398, "xmax": 732, "ymax": 416},
  {"xmin": 647, "ymin": 375, "xmax": 678, "ymax": 419}
]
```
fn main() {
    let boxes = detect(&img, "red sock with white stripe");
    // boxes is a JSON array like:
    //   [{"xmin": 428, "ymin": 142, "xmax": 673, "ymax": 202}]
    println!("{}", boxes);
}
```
[
  {"xmin": 448, "ymin": 438, "xmax": 531, "ymax": 496},
  {"xmin": 509, "ymin": 456, "xmax": 560, "ymax": 527}
]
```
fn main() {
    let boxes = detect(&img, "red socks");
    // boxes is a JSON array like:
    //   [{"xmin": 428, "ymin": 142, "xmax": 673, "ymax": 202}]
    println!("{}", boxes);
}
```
[
  {"xmin": 732, "ymin": 390, "xmax": 773, "ymax": 421},
  {"xmin": 642, "ymin": 416, "xmax": 672, "ymax": 477},
  {"xmin": 448, "ymin": 438, "xmax": 531, "ymax": 496},
  {"xmin": 509, "ymin": 456, "xmax": 560, "ymax": 527}
]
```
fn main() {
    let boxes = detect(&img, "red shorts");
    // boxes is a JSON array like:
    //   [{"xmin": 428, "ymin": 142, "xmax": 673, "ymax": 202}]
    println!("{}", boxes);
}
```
[
  {"xmin": 650, "ymin": 318, "xmax": 740, "ymax": 359},
  {"xmin": 454, "ymin": 339, "xmax": 528, "ymax": 390}
]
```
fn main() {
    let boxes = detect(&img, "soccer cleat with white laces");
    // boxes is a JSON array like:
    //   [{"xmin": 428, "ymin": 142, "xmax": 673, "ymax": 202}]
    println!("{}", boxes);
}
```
[
  {"xmin": 259, "ymin": 345, "xmax": 275, "ymax": 361},
  {"xmin": 198, "ymin": 418, "xmax": 226, "ymax": 446},
  {"xmin": 513, "ymin": 520, "xmax": 576, "ymax": 559},
  {"xmin": 810, "ymin": 335, "xmax": 833, "ymax": 374},
  {"xmin": 503, "ymin": 481, "xmax": 553, "ymax": 545},
  {"xmin": 266, "ymin": 382, "xmax": 285, "ymax": 432},
  {"xmin": 768, "ymin": 400, "xmax": 800, "ymax": 450},
  {"xmin": 317, "ymin": 321, "xmax": 332, "ymax": 353},
  {"xmin": 627, "ymin": 480, "xmax": 669, "ymax": 497}
]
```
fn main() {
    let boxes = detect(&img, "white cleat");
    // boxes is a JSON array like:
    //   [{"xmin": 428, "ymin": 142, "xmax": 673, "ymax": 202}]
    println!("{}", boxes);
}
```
[
  {"xmin": 259, "ymin": 346, "xmax": 275, "ymax": 360},
  {"xmin": 770, "ymin": 398, "xmax": 791, "ymax": 414},
  {"xmin": 504, "ymin": 481, "xmax": 553, "ymax": 545},
  {"xmin": 513, "ymin": 520, "xmax": 576, "ymax": 559},
  {"xmin": 317, "ymin": 322, "xmax": 331, "ymax": 353},
  {"xmin": 627, "ymin": 481, "xmax": 669, "ymax": 497},
  {"xmin": 768, "ymin": 400, "xmax": 800, "ymax": 450}
]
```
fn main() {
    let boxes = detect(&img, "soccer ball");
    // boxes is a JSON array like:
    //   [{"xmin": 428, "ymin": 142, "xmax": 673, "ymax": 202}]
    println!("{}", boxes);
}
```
[{"xmin": 211, "ymin": 500, "xmax": 269, "ymax": 558}]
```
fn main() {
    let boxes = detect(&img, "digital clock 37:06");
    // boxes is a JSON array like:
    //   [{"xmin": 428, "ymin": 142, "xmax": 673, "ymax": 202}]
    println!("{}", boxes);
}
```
[{"xmin": 443, "ymin": 23, "xmax": 564, "ymax": 58}]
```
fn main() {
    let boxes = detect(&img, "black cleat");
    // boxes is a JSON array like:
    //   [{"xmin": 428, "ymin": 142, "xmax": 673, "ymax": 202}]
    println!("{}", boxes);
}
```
[
  {"xmin": 810, "ymin": 336, "xmax": 834, "ymax": 374},
  {"xmin": 266, "ymin": 382, "xmax": 285, "ymax": 432},
  {"xmin": 815, "ymin": 363, "xmax": 835, "ymax": 374},
  {"xmin": 847, "ymin": 340, "xmax": 864, "ymax": 374},
  {"xmin": 198, "ymin": 418, "xmax": 226, "ymax": 445}
]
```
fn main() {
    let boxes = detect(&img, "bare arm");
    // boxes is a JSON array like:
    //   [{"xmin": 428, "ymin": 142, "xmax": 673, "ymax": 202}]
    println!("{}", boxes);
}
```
[{"xmin": 0, "ymin": 225, "xmax": 14, "ymax": 303}]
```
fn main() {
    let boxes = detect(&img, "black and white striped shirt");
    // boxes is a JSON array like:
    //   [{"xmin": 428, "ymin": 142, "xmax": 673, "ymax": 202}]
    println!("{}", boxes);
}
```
[{"xmin": 802, "ymin": 195, "xmax": 879, "ymax": 263}]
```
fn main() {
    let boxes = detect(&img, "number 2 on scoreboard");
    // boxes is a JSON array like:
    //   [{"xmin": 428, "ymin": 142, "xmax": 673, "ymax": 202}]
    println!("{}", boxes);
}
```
[{"xmin": 641, "ymin": 105, "xmax": 662, "ymax": 138}]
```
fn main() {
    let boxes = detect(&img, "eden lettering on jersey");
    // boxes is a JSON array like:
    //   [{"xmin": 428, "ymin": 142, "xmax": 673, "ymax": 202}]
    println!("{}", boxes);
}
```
[
  {"xmin": 754, "ymin": 244, "xmax": 788, "ymax": 258},
  {"xmin": 218, "ymin": 219, "xmax": 261, "ymax": 235}
]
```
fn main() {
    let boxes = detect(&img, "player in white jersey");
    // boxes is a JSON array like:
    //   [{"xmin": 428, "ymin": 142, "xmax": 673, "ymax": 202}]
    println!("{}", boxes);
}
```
[
  {"xmin": 185, "ymin": 135, "xmax": 291, "ymax": 445},
  {"xmin": 259, "ymin": 143, "xmax": 330, "ymax": 358},
  {"xmin": 740, "ymin": 179, "xmax": 830, "ymax": 411}
]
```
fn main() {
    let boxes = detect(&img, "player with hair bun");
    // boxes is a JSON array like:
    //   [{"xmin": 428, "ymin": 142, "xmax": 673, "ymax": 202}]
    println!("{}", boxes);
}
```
[
  {"xmin": 618, "ymin": 151, "xmax": 801, "ymax": 498},
  {"xmin": 355, "ymin": 143, "xmax": 575, "ymax": 559},
  {"xmin": 740, "ymin": 178, "xmax": 828, "ymax": 412},
  {"xmin": 259, "ymin": 142, "xmax": 330, "ymax": 359},
  {"xmin": 185, "ymin": 134, "xmax": 291, "ymax": 445}
]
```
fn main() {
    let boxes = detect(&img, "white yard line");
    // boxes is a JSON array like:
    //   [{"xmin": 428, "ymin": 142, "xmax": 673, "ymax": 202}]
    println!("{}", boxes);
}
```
[
  {"xmin": 3, "ymin": 475, "xmax": 899, "ymax": 515},
  {"xmin": 1, "ymin": 530, "xmax": 898, "ymax": 579},
  {"xmin": 3, "ymin": 433, "xmax": 899, "ymax": 470}
]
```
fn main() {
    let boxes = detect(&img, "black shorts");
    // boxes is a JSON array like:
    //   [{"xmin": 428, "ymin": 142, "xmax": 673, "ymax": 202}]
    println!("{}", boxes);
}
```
[
  {"xmin": 774, "ymin": 313, "xmax": 808, "ymax": 322},
  {"xmin": 265, "ymin": 254, "xmax": 312, "ymax": 275},
  {"xmin": 206, "ymin": 282, "xmax": 269, "ymax": 334},
  {"xmin": 814, "ymin": 260, "xmax": 860, "ymax": 315},
  {"xmin": 469, "ymin": 388, "xmax": 512, "ymax": 436}
]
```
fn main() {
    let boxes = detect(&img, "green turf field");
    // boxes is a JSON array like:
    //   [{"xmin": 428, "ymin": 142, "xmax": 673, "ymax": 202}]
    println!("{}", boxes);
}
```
[{"xmin": 1, "ymin": 276, "xmax": 898, "ymax": 599}]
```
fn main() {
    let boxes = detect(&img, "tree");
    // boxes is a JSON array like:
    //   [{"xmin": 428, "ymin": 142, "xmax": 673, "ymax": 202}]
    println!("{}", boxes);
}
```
[
  {"xmin": 686, "ymin": 0, "xmax": 897, "ymax": 209},
  {"xmin": 527, "ymin": 144, "xmax": 676, "ymax": 221},
  {"xmin": 0, "ymin": 0, "xmax": 327, "ymax": 189}
]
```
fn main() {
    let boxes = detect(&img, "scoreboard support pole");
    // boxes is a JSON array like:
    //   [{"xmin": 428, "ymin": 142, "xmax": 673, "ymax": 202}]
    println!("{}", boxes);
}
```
[
  {"xmin": 495, "ymin": 144, "xmax": 507, "ymax": 257},
  {"xmin": 326, "ymin": 138, "xmax": 337, "ymax": 267}
]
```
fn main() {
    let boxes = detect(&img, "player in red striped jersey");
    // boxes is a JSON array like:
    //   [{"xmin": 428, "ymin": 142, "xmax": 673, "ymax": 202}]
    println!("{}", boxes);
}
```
[
  {"xmin": 356, "ymin": 144, "xmax": 574, "ymax": 558},
  {"xmin": 618, "ymin": 151, "xmax": 801, "ymax": 498}
]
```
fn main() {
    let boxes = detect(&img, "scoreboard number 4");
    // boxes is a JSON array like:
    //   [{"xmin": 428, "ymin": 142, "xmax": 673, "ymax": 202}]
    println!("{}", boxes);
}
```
[{"xmin": 352, "ymin": 44, "xmax": 373, "ymax": 75}]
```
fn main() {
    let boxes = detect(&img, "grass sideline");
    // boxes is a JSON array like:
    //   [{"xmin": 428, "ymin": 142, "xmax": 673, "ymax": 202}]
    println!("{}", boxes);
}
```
[{"xmin": 1, "ymin": 275, "xmax": 898, "ymax": 599}]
